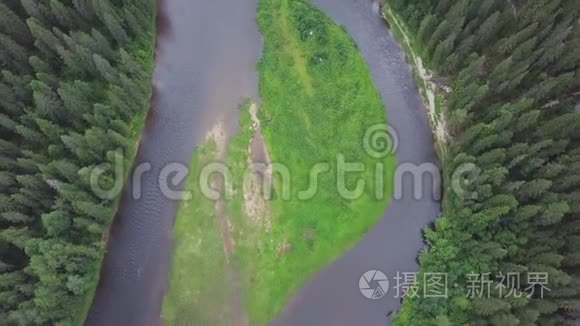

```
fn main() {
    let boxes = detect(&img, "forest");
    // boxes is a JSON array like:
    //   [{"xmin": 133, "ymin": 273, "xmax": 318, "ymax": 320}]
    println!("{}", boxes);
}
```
[
  {"xmin": 0, "ymin": 0, "xmax": 154, "ymax": 324},
  {"xmin": 2, "ymin": 0, "xmax": 580, "ymax": 324},
  {"xmin": 386, "ymin": 0, "xmax": 580, "ymax": 324}
]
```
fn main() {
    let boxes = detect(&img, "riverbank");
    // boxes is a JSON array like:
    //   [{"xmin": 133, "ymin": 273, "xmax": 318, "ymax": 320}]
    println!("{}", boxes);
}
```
[
  {"xmin": 76, "ymin": 12, "xmax": 156, "ymax": 326},
  {"xmin": 381, "ymin": 1, "xmax": 448, "ymax": 157}
]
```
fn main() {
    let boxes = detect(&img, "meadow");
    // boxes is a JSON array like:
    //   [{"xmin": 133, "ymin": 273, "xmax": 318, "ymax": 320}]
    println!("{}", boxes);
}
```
[
  {"xmin": 244, "ymin": 0, "xmax": 395, "ymax": 322},
  {"xmin": 161, "ymin": 140, "xmax": 236, "ymax": 325}
]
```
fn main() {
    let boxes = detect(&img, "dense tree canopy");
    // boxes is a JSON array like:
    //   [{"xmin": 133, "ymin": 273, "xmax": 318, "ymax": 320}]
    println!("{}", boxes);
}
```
[
  {"xmin": 0, "ymin": 0, "xmax": 154, "ymax": 324},
  {"xmin": 388, "ymin": 0, "xmax": 580, "ymax": 324}
]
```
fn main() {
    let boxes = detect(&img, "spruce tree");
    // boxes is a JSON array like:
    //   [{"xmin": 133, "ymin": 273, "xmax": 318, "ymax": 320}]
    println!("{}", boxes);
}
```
[{"xmin": 0, "ymin": 3, "xmax": 32, "ymax": 46}]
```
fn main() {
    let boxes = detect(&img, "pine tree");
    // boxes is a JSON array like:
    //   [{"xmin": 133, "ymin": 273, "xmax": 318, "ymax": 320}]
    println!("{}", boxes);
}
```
[
  {"xmin": 72, "ymin": 0, "xmax": 95, "ymax": 20},
  {"xmin": 93, "ymin": 53, "xmax": 118, "ymax": 83},
  {"xmin": 15, "ymin": 125, "xmax": 45, "ymax": 146},
  {"xmin": 107, "ymin": 129, "xmax": 132, "ymax": 151},
  {"xmin": 0, "ymin": 113, "xmax": 18, "ymax": 133},
  {"xmin": 0, "ymin": 3, "xmax": 33, "ymax": 46},
  {"xmin": 0, "ymin": 33, "xmax": 31, "ymax": 73},
  {"xmin": 21, "ymin": 0, "xmax": 44, "ymax": 23},
  {"xmin": 29, "ymin": 56, "xmax": 53, "ymax": 74},
  {"xmin": 0, "ymin": 81, "xmax": 19, "ymax": 114},
  {"xmin": 57, "ymin": 80, "xmax": 94, "ymax": 120},
  {"xmin": 109, "ymin": 119, "xmax": 131, "ymax": 136},
  {"xmin": 497, "ymin": 23, "xmax": 539, "ymax": 55},
  {"xmin": 35, "ymin": 118, "xmax": 65, "ymax": 143},
  {"xmin": 0, "ymin": 171, "xmax": 16, "ymax": 192},
  {"xmin": 48, "ymin": 160, "xmax": 80, "ymax": 182},
  {"xmin": 119, "ymin": 48, "xmax": 144, "ymax": 78},
  {"xmin": 102, "ymin": 12, "xmax": 128, "ymax": 45},
  {"xmin": 474, "ymin": 11, "xmax": 501, "ymax": 49},
  {"xmin": 50, "ymin": 0, "xmax": 84, "ymax": 30},
  {"xmin": 30, "ymin": 80, "xmax": 65, "ymax": 122},
  {"xmin": 426, "ymin": 20, "xmax": 451, "ymax": 57},
  {"xmin": 431, "ymin": 33, "xmax": 456, "ymax": 71},
  {"xmin": 73, "ymin": 201, "xmax": 113, "ymax": 223},
  {"xmin": 35, "ymin": 72, "xmax": 59, "ymax": 89},
  {"xmin": 91, "ymin": 28, "xmax": 115, "ymax": 59},
  {"xmin": 60, "ymin": 41, "xmax": 98, "ymax": 77},
  {"xmin": 92, "ymin": 0, "xmax": 129, "ymax": 46},
  {"xmin": 0, "ymin": 228, "xmax": 33, "ymax": 249},
  {"xmin": 71, "ymin": 30, "xmax": 115, "ymax": 60},
  {"xmin": 3, "ymin": 68, "xmax": 36, "ymax": 104},
  {"xmin": 435, "ymin": 0, "xmax": 452, "ymax": 16},
  {"xmin": 26, "ymin": 18, "xmax": 62, "ymax": 56},
  {"xmin": 41, "ymin": 210, "xmax": 71, "ymax": 236},
  {"xmin": 417, "ymin": 14, "xmax": 437, "ymax": 45},
  {"xmin": 1, "ymin": 212, "xmax": 34, "ymax": 224},
  {"xmin": 123, "ymin": 5, "xmax": 147, "ymax": 36}
]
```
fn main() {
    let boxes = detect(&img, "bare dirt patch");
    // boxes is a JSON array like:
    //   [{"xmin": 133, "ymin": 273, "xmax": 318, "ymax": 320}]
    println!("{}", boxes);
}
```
[
  {"xmin": 205, "ymin": 122, "xmax": 248, "ymax": 326},
  {"xmin": 243, "ymin": 104, "xmax": 272, "ymax": 232}
]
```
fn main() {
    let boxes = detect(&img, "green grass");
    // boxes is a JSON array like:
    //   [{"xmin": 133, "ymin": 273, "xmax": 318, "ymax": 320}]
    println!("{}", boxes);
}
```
[
  {"xmin": 161, "ymin": 141, "xmax": 235, "ymax": 325},
  {"xmin": 241, "ymin": 0, "xmax": 395, "ymax": 323},
  {"xmin": 222, "ymin": 105, "xmax": 255, "ymax": 237},
  {"xmin": 161, "ymin": 102, "xmax": 255, "ymax": 325}
]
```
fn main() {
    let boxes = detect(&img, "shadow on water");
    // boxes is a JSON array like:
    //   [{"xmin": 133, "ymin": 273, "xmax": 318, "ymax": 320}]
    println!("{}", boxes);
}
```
[{"xmin": 155, "ymin": 0, "xmax": 170, "ymax": 37}]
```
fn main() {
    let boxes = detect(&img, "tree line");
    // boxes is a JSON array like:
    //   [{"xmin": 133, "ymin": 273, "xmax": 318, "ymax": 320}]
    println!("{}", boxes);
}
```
[
  {"xmin": 0, "ymin": 0, "xmax": 154, "ymax": 324},
  {"xmin": 387, "ymin": 0, "xmax": 580, "ymax": 324}
]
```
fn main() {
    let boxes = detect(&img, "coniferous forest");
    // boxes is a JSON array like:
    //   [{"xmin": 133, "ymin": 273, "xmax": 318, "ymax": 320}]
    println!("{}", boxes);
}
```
[
  {"xmin": 388, "ymin": 0, "xmax": 580, "ymax": 324},
  {"xmin": 0, "ymin": 0, "xmax": 153, "ymax": 324},
  {"xmin": 0, "ymin": 0, "xmax": 579, "ymax": 324}
]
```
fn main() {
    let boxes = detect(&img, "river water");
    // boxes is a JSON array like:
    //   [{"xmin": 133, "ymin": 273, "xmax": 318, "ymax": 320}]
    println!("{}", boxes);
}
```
[
  {"xmin": 272, "ymin": 1, "xmax": 440, "ymax": 325},
  {"xmin": 85, "ymin": 1, "xmax": 263, "ymax": 325},
  {"xmin": 87, "ymin": 0, "xmax": 439, "ymax": 325}
]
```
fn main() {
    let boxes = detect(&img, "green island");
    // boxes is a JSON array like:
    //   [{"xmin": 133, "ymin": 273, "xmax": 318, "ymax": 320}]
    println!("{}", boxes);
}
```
[{"xmin": 162, "ymin": 0, "xmax": 395, "ymax": 324}]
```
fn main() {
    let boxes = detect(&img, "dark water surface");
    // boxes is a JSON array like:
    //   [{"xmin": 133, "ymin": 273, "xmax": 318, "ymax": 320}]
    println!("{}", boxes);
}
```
[
  {"xmin": 272, "ymin": 1, "xmax": 441, "ymax": 325},
  {"xmin": 85, "ymin": 0, "xmax": 262, "ymax": 325}
]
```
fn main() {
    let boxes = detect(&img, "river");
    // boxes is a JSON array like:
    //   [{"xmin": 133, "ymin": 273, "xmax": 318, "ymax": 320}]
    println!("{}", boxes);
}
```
[
  {"xmin": 86, "ymin": 0, "xmax": 439, "ymax": 325},
  {"xmin": 85, "ymin": 0, "xmax": 263, "ymax": 325},
  {"xmin": 271, "ymin": 1, "xmax": 440, "ymax": 325}
]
